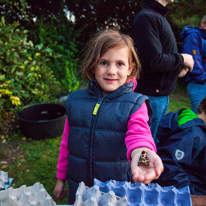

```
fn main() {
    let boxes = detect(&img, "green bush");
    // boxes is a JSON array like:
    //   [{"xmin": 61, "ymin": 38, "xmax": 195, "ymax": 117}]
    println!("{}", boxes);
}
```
[
  {"xmin": 28, "ymin": 19, "xmax": 80, "ymax": 93},
  {"xmin": 0, "ymin": 17, "xmax": 62, "ymax": 123},
  {"xmin": 171, "ymin": 14, "xmax": 201, "ymax": 29}
]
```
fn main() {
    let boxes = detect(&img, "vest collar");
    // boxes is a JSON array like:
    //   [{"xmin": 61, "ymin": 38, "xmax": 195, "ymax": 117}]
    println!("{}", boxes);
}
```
[{"xmin": 88, "ymin": 80, "xmax": 134, "ymax": 100}]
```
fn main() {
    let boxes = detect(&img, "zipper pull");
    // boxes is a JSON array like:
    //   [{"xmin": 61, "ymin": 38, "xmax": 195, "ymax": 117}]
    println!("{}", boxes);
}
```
[{"xmin": 93, "ymin": 103, "xmax": 100, "ymax": 115}]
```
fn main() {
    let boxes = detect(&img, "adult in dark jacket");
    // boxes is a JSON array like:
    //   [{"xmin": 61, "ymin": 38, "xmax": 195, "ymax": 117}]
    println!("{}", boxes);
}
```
[
  {"xmin": 131, "ymin": 0, "xmax": 194, "ymax": 144},
  {"xmin": 155, "ymin": 97, "xmax": 206, "ymax": 195},
  {"xmin": 180, "ymin": 15, "xmax": 206, "ymax": 114}
]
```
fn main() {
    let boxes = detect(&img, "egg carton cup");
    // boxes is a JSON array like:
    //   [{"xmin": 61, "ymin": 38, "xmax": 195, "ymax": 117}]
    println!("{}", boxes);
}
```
[
  {"xmin": 94, "ymin": 179, "xmax": 192, "ymax": 206},
  {"xmin": 0, "ymin": 182, "xmax": 56, "ymax": 206},
  {"xmin": 0, "ymin": 171, "xmax": 13, "ymax": 191},
  {"xmin": 74, "ymin": 181, "xmax": 127, "ymax": 206}
]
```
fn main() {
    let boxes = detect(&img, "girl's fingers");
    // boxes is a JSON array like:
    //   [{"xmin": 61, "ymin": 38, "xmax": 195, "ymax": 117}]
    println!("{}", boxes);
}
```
[
  {"xmin": 59, "ymin": 189, "xmax": 68, "ymax": 200},
  {"xmin": 147, "ymin": 151, "xmax": 164, "ymax": 177},
  {"xmin": 133, "ymin": 172, "xmax": 144, "ymax": 183}
]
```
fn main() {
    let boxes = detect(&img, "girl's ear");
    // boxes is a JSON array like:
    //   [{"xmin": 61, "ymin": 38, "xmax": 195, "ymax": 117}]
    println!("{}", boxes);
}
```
[{"xmin": 128, "ymin": 62, "xmax": 136, "ymax": 76}]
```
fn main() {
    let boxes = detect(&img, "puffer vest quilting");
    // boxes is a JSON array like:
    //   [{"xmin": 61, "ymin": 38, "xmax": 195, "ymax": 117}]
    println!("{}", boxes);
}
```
[{"xmin": 66, "ymin": 80, "xmax": 152, "ymax": 203}]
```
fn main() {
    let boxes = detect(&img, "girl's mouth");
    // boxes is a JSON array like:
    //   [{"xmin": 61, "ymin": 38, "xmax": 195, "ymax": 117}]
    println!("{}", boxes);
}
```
[{"xmin": 104, "ymin": 78, "xmax": 117, "ymax": 83}]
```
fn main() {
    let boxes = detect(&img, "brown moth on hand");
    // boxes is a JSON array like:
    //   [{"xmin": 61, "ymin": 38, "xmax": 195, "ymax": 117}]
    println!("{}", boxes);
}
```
[{"xmin": 138, "ymin": 151, "xmax": 150, "ymax": 166}]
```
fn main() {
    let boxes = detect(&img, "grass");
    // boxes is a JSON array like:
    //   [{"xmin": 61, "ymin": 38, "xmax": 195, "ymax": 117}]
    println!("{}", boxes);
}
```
[
  {"xmin": 168, "ymin": 79, "xmax": 190, "ymax": 112},
  {"xmin": 0, "ymin": 79, "xmax": 191, "ymax": 205},
  {"xmin": 1, "ymin": 136, "xmax": 69, "ymax": 204}
]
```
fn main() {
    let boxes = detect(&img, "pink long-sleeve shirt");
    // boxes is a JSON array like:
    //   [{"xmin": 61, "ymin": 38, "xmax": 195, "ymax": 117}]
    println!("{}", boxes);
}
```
[{"xmin": 56, "ymin": 78, "xmax": 156, "ymax": 180}]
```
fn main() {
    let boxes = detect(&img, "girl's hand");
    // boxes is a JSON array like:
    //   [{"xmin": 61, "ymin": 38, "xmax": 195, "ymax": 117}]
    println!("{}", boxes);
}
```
[
  {"xmin": 131, "ymin": 148, "xmax": 164, "ymax": 184},
  {"xmin": 53, "ymin": 179, "xmax": 67, "ymax": 201}
]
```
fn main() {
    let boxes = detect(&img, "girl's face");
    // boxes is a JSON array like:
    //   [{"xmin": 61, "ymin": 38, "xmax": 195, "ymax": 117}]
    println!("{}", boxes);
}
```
[{"xmin": 94, "ymin": 47, "xmax": 132, "ymax": 96}]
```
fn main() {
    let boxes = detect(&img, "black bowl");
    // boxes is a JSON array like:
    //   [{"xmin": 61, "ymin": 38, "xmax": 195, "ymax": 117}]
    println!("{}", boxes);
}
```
[{"xmin": 16, "ymin": 103, "xmax": 66, "ymax": 140}]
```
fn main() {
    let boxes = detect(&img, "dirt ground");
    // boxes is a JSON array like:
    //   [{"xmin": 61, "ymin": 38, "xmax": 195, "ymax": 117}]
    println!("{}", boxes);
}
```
[{"xmin": 0, "ymin": 112, "xmax": 24, "ymax": 170}]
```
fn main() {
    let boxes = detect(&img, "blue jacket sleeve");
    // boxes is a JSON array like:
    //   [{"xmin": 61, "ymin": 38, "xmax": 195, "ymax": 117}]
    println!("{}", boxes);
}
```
[{"xmin": 182, "ymin": 33, "xmax": 206, "ymax": 83}]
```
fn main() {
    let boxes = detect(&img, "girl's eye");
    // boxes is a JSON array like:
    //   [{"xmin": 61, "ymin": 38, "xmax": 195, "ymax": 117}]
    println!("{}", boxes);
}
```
[
  {"xmin": 117, "ymin": 62, "xmax": 124, "ymax": 66},
  {"xmin": 100, "ymin": 61, "xmax": 108, "ymax": 66}
]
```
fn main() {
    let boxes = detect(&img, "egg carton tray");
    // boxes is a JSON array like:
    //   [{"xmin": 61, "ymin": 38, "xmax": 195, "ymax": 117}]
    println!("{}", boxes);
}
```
[
  {"xmin": 74, "ymin": 181, "xmax": 127, "ymax": 206},
  {"xmin": 0, "ymin": 171, "xmax": 13, "ymax": 191},
  {"xmin": 94, "ymin": 179, "xmax": 192, "ymax": 206},
  {"xmin": 0, "ymin": 182, "xmax": 56, "ymax": 206}
]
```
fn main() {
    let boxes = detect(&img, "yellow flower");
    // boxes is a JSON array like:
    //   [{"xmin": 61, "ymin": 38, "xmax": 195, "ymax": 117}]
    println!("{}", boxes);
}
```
[
  {"xmin": 21, "ymin": 65, "xmax": 24, "ymax": 69},
  {"xmin": 5, "ymin": 90, "xmax": 12, "ymax": 95},
  {"xmin": 10, "ymin": 96, "xmax": 21, "ymax": 106},
  {"xmin": 0, "ymin": 89, "xmax": 12, "ymax": 95},
  {"xmin": 35, "ymin": 52, "xmax": 41, "ymax": 57}
]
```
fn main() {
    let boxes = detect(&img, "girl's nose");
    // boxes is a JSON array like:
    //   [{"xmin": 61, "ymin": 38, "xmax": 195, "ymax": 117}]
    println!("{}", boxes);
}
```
[{"xmin": 107, "ymin": 64, "xmax": 116, "ymax": 74}]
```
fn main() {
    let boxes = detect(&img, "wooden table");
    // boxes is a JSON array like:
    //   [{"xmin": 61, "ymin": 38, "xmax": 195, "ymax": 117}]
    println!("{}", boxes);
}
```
[{"xmin": 192, "ymin": 195, "xmax": 206, "ymax": 206}]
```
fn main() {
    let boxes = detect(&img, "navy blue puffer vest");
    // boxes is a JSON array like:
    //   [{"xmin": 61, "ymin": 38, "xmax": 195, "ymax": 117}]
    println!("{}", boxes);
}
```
[{"xmin": 66, "ymin": 80, "xmax": 152, "ymax": 203}]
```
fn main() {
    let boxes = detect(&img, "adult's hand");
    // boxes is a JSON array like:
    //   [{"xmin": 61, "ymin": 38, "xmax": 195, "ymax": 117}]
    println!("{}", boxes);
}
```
[
  {"xmin": 181, "ymin": 53, "xmax": 194, "ymax": 72},
  {"xmin": 131, "ymin": 148, "xmax": 164, "ymax": 184},
  {"xmin": 178, "ymin": 68, "xmax": 188, "ymax": 78}
]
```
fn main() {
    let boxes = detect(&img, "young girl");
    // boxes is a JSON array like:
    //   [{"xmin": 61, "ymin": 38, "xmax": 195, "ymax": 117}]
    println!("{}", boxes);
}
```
[{"xmin": 53, "ymin": 29, "xmax": 164, "ymax": 204}]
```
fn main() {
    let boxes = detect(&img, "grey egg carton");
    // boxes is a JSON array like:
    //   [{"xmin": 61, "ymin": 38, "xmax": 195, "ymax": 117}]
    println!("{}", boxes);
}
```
[
  {"xmin": 0, "ymin": 171, "xmax": 9, "ymax": 190},
  {"xmin": 74, "ymin": 182, "xmax": 127, "ymax": 206},
  {"xmin": 94, "ymin": 179, "xmax": 192, "ymax": 206},
  {"xmin": 0, "ymin": 182, "xmax": 56, "ymax": 206}
]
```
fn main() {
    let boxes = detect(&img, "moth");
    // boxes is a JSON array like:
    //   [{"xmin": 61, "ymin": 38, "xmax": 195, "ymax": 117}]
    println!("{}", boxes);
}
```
[{"xmin": 138, "ymin": 151, "xmax": 150, "ymax": 166}]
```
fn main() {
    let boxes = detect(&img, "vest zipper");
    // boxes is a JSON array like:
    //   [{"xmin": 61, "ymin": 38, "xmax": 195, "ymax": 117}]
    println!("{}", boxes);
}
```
[{"xmin": 89, "ymin": 97, "xmax": 103, "ymax": 186}]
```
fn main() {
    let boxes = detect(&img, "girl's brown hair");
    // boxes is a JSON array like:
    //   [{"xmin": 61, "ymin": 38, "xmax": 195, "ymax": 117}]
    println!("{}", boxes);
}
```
[{"xmin": 82, "ymin": 29, "xmax": 140, "ymax": 80}]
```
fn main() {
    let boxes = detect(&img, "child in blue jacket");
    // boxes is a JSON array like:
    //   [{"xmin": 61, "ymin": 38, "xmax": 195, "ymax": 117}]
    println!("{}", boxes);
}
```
[
  {"xmin": 180, "ymin": 15, "xmax": 206, "ymax": 113},
  {"xmin": 155, "ymin": 97, "xmax": 206, "ymax": 195}
]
